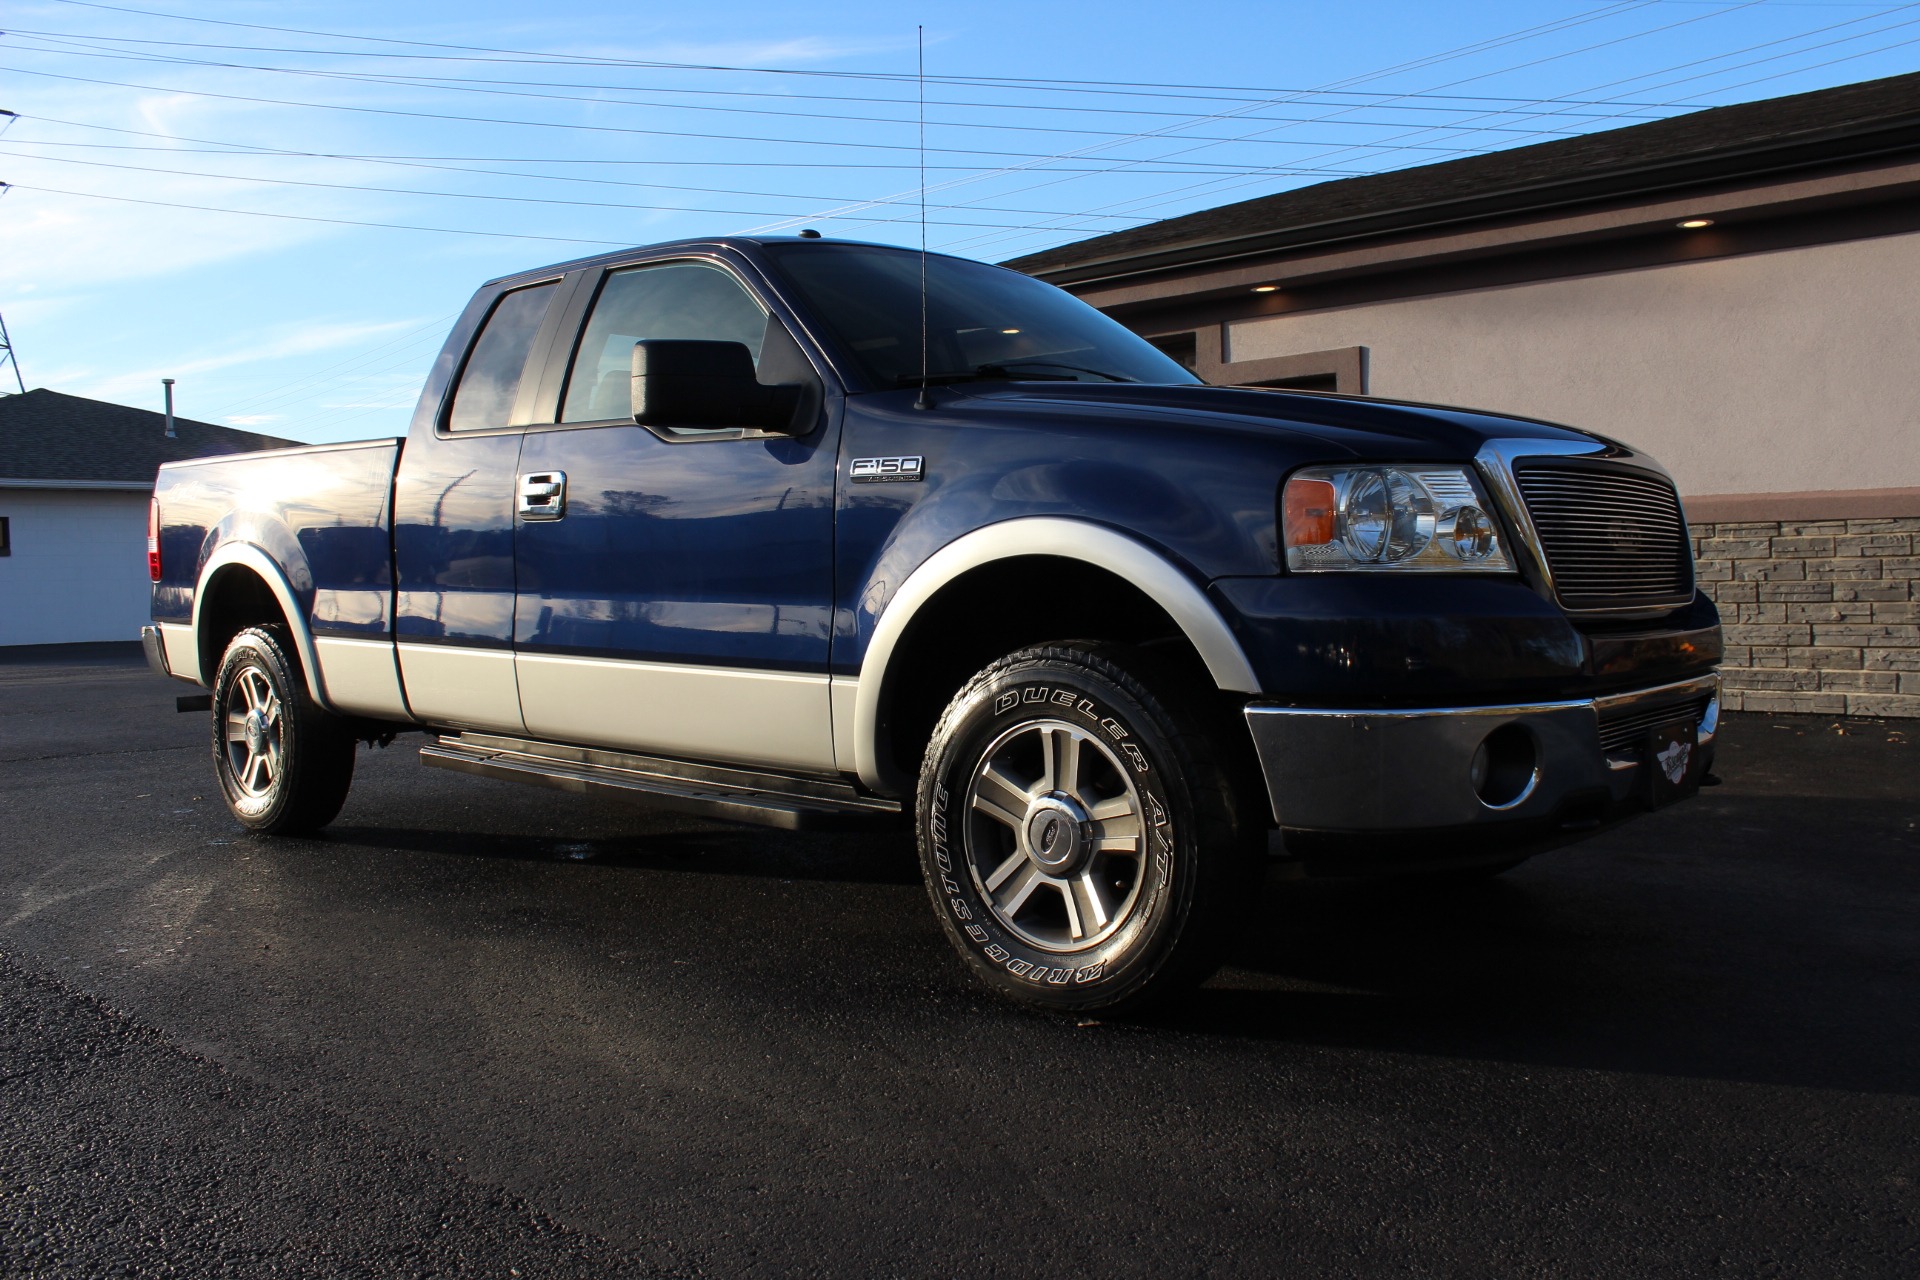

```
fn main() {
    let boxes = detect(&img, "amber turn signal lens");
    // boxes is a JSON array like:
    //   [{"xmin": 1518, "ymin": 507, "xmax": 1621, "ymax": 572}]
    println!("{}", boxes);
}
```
[{"xmin": 1282, "ymin": 477, "xmax": 1338, "ymax": 547}]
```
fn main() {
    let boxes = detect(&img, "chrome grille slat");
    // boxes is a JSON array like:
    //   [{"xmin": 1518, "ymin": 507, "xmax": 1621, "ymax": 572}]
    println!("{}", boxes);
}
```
[
  {"xmin": 1597, "ymin": 693, "xmax": 1713, "ymax": 753},
  {"xmin": 1515, "ymin": 463, "xmax": 1694, "ymax": 610}
]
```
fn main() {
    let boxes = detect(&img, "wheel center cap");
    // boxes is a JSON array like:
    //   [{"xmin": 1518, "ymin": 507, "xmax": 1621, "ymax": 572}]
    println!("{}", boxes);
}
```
[
  {"xmin": 1023, "ymin": 796, "xmax": 1089, "ymax": 875},
  {"xmin": 244, "ymin": 712, "xmax": 267, "ymax": 753}
]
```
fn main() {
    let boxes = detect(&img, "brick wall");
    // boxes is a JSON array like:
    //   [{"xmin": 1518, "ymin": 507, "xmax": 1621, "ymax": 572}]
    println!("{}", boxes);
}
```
[{"xmin": 1691, "ymin": 517, "xmax": 1920, "ymax": 717}]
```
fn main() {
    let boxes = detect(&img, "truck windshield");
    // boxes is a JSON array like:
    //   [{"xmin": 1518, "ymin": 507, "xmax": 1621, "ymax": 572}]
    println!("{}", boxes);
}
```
[{"xmin": 762, "ymin": 243, "xmax": 1200, "ymax": 390}]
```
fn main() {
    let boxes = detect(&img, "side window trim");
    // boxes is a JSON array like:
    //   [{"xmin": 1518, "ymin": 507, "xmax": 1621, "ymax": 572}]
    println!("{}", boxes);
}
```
[{"xmin": 518, "ymin": 270, "xmax": 592, "ymax": 426}]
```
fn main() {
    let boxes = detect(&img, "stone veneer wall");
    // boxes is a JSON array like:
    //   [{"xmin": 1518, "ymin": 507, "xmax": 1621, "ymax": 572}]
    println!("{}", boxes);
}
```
[{"xmin": 1690, "ymin": 516, "xmax": 1920, "ymax": 717}]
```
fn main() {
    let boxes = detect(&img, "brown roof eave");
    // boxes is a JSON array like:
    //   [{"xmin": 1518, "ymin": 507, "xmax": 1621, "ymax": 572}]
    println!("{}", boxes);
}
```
[{"xmin": 1020, "ymin": 116, "xmax": 1920, "ymax": 290}]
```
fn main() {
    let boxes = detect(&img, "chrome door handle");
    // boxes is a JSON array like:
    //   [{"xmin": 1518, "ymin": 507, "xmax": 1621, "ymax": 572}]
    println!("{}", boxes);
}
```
[{"xmin": 518, "ymin": 471, "xmax": 567, "ymax": 521}]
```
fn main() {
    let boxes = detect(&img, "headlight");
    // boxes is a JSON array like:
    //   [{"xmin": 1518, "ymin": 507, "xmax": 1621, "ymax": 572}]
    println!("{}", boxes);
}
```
[{"xmin": 1283, "ymin": 465, "xmax": 1514, "ymax": 573}]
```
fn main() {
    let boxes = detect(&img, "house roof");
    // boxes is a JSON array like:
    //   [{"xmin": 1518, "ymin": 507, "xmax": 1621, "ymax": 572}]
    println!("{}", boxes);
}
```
[
  {"xmin": 0, "ymin": 388, "xmax": 304, "ymax": 488},
  {"xmin": 1004, "ymin": 70, "xmax": 1920, "ymax": 286}
]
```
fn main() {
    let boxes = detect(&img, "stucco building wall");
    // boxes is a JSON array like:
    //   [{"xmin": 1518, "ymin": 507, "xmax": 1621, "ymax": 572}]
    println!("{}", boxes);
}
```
[{"xmin": 1223, "ymin": 230, "xmax": 1920, "ymax": 498}]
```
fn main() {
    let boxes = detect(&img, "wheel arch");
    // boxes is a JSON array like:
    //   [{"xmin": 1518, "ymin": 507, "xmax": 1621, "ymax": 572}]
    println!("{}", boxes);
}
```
[
  {"xmin": 191, "ymin": 544, "xmax": 333, "ymax": 710},
  {"xmin": 850, "ymin": 518, "xmax": 1261, "ymax": 793}
]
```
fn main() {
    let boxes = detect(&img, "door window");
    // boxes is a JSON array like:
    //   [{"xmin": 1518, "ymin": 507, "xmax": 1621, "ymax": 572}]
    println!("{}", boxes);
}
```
[
  {"xmin": 561, "ymin": 261, "xmax": 769, "ymax": 423},
  {"xmin": 445, "ymin": 280, "xmax": 559, "ymax": 432}
]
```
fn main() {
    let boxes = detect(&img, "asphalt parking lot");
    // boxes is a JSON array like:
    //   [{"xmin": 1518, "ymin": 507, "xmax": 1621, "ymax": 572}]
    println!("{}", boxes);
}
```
[{"xmin": 1, "ymin": 647, "xmax": 1915, "ymax": 1278}]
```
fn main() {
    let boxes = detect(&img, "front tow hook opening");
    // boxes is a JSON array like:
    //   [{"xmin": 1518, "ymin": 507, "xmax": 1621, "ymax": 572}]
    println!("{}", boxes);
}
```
[{"xmin": 1471, "ymin": 723, "xmax": 1540, "ymax": 810}]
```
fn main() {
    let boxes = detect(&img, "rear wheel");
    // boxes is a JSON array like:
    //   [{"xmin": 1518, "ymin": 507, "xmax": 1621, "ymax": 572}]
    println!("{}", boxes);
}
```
[
  {"xmin": 211, "ymin": 626, "xmax": 355, "ymax": 834},
  {"xmin": 915, "ymin": 645, "xmax": 1262, "ymax": 1014}
]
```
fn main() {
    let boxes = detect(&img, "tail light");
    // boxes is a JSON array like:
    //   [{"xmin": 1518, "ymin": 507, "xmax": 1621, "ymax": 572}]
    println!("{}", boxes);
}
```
[{"xmin": 148, "ymin": 498, "xmax": 162, "ymax": 582}]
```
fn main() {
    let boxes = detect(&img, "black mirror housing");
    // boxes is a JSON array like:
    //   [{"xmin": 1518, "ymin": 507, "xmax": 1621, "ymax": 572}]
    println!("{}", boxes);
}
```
[{"xmin": 630, "ymin": 339, "xmax": 804, "ymax": 433}]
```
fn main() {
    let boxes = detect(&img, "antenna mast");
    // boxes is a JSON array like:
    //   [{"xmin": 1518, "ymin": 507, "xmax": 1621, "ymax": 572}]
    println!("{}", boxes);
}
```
[{"xmin": 913, "ymin": 25, "xmax": 933, "ymax": 411}]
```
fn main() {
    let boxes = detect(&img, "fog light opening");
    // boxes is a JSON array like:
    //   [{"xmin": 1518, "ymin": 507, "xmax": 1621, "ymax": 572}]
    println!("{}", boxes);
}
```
[{"xmin": 1471, "ymin": 724, "xmax": 1539, "ymax": 810}]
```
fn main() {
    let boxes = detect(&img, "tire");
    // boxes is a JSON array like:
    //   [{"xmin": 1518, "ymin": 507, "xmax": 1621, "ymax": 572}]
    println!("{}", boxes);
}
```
[
  {"xmin": 915, "ymin": 645, "xmax": 1263, "ymax": 1015},
  {"xmin": 210, "ymin": 625, "xmax": 356, "ymax": 835}
]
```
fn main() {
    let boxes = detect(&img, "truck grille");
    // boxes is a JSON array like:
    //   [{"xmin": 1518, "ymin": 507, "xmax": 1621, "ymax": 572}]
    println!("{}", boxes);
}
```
[
  {"xmin": 1597, "ymin": 691, "xmax": 1714, "ymax": 753},
  {"xmin": 1514, "ymin": 463, "xmax": 1694, "ymax": 611}
]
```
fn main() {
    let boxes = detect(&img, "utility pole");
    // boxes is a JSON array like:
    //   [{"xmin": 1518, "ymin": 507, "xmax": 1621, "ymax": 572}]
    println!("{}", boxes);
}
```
[{"xmin": 0, "ymin": 309, "xmax": 23, "ymax": 396}]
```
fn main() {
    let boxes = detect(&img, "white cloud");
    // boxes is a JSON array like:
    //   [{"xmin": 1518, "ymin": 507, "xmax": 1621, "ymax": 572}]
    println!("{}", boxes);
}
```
[
  {"xmin": 53, "ymin": 318, "xmax": 428, "ymax": 407},
  {"xmin": 223, "ymin": 414, "xmax": 282, "ymax": 425}
]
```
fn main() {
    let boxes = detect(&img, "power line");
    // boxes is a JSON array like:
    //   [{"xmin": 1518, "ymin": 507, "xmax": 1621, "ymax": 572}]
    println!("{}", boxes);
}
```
[
  {"xmin": 14, "ymin": 114, "xmax": 1281, "ymax": 173},
  {"xmin": 1279, "ymin": 3, "xmax": 1920, "ymax": 181},
  {"xmin": 4, "ymin": 62, "xmax": 1451, "ymax": 168},
  {"xmin": 941, "ymin": 0, "xmax": 1910, "ymax": 257},
  {"xmin": 961, "ymin": 9, "xmax": 1920, "ymax": 260},
  {"xmin": 748, "ymin": 2, "xmax": 1669, "ymax": 238},
  {"xmin": 210, "ymin": 317, "xmax": 456, "ymax": 420},
  {"xmin": 960, "ymin": 0, "xmax": 1783, "ymax": 249},
  {"xmin": 864, "ymin": 2, "xmax": 1689, "ymax": 252},
  {"xmin": 34, "ymin": 0, "xmax": 1702, "ymax": 107},
  {"xmin": 1, "ymin": 183, "xmax": 632, "ymax": 245},
  {"xmin": 0, "ymin": 178, "xmax": 1160, "ymax": 242},
  {"xmin": 0, "ymin": 149, "xmax": 1159, "ymax": 230},
  {"xmin": 1, "ymin": 29, "xmax": 1685, "ymax": 137},
  {"xmin": 0, "ymin": 136, "xmax": 1378, "ymax": 206},
  {"xmin": 1, "ymin": 38, "xmax": 1662, "ymax": 157}
]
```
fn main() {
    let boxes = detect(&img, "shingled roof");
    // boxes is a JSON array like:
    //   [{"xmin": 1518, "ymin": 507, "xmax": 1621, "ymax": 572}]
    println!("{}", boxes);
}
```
[
  {"xmin": 1005, "ymin": 70, "xmax": 1920, "ymax": 284},
  {"xmin": 0, "ymin": 389, "xmax": 303, "ymax": 487}
]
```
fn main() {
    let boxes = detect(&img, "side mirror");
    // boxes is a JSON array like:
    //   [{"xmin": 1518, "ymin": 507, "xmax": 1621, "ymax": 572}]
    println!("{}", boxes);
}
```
[{"xmin": 630, "ymin": 339, "xmax": 803, "ymax": 434}]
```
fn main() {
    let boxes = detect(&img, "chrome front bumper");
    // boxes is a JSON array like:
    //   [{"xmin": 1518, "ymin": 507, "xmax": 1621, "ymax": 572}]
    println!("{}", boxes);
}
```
[{"xmin": 1243, "ymin": 673, "xmax": 1719, "ymax": 833}]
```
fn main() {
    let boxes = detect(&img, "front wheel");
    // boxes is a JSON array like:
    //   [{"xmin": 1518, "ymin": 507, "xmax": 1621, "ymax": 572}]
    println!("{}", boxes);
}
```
[
  {"xmin": 915, "ymin": 645, "xmax": 1262, "ymax": 1015},
  {"xmin": 211, "ymin": 626, "xmax": 356, "ymax": 834}
]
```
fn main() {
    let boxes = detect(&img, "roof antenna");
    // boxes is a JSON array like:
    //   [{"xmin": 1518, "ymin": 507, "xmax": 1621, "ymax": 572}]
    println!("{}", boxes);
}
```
[{"xmin": 913, "ymin": 25, "xmax": 934, "ymax": 411}]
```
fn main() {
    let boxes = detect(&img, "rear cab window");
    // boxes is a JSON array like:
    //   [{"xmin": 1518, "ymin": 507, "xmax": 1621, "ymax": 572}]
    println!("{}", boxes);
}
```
[{"xmin": 446, "ymin": 280, "xmax": 561, "ymax": 433}]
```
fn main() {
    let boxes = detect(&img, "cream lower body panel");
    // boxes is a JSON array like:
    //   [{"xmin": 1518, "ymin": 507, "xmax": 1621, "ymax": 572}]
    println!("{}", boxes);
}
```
[
  {"xmin": 396, "ymin": 643, "xmax": 525, "ymax": 734},
  {"xmin": 313, "ymin": 636, "xmax": 411, "ymax": 720},
  {"xmin": 157, "ymin": 622, "xmax": 201, "ymax": 684},
  {"xmin": 829, "ymin": 677, "xmax": 860, "ymax": 775},
  {"xmin": 516, "ymin": 652, "xmax": 835, "ymax": 774}
]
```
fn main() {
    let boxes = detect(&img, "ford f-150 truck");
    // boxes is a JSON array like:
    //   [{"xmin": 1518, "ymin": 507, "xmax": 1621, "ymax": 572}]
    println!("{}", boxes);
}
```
[{"xmin": 144, "ymin": 235, "xmax": 1721, "ymax": 1013}]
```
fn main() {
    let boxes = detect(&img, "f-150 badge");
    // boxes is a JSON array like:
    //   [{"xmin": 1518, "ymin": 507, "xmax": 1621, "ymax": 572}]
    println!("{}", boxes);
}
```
[{"xmin": 851, "ymin": 456, "xmax": 925, "ymax": 484}]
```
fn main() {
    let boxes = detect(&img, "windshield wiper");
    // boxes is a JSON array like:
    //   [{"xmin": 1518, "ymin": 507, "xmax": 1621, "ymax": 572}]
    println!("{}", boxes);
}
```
[
  {"xmin": 977, "ymin": 360, "xmax": 1137, "ymax": 383},
  {"xmin": 894, "ymin": 367, "xmax": 1076, "ymax": 387}
]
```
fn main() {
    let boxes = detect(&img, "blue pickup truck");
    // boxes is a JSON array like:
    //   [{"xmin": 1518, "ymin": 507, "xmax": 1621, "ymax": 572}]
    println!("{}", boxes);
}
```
[{"xmin": 144, "ymin": 235, "xmax": 1721, "ymax": 1012}]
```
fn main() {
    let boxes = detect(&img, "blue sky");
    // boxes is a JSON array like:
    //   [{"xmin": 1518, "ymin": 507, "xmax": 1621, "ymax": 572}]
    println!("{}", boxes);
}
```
[{"xmin": 4, "ymin": 0, "xmax": 1918, "ymax": 442}]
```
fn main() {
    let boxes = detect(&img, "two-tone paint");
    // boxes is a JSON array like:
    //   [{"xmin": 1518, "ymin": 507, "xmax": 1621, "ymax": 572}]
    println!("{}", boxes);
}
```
[{"xmin": 148, "ymin": 235, "xmax": 1721, "ymax": 809}]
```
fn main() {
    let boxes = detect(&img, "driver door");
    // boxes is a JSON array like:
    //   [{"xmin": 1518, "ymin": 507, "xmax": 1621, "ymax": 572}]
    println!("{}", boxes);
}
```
[{"xmin": 512, "ymin": 257, "xmax": 839, "ymax": 773}]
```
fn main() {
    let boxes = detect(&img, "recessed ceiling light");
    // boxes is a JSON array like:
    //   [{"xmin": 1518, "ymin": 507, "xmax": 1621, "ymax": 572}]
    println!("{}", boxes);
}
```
[
  {"xmin": 1252, "ymin": 284, "xmax": 1280, "ymax": 293},
  {"xmin": 1678, "ymin": 218, "xmax": 1714, "ymax": 229}
]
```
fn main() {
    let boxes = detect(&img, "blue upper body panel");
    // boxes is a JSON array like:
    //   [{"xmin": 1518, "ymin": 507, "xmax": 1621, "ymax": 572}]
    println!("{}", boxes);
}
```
[
  {"xmin": 155, "ymin": 235, "xmax": 1713, "ymax": 710},
  {"xmin": 151, "ymin": 439, "xmax": 399, "ymax": 637}
]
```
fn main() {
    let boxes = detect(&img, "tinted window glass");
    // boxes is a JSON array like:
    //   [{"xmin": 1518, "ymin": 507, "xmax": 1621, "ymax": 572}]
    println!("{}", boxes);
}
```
[
  {"xmin": 446, "ymin": 281, "xmax": 558, "ymax": 432},
  {"xmin": 562, "ymin": 261, "xmax": 769, "ymax": 422},
  {"xmin": 762, "ymin": 243, "xmax": 1198, "ymax": 388}
]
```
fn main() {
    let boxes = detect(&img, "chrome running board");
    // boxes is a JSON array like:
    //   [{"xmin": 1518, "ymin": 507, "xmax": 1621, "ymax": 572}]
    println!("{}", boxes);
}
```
[{"xmin": 420, "ymin": 731, "xmax": 903, "ymax": 832}]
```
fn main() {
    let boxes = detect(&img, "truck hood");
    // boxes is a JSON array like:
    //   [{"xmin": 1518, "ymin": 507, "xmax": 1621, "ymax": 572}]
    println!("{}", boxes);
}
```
[{"xmin": 939, "ymin": 380, "xmax": 1602, "ymax": 460}]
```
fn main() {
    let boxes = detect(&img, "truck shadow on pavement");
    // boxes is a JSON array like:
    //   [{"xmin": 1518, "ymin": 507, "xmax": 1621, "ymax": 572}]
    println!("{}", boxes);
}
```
[
  {"xmin": 300, "ymin": 714, "xmax": 1916, "ymax": 1099},
  {"xmin": 1155, "ymin": 791, "xmax": 1920, "ymax": 1097},
  {"xmin": 318, "ymin": 818, "xmax": 924, "ymax": 886}
]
